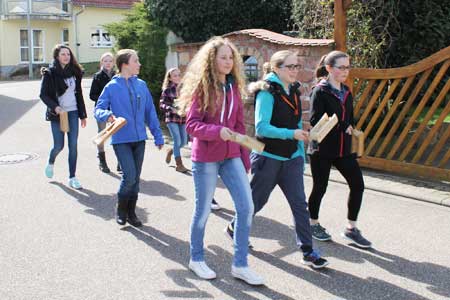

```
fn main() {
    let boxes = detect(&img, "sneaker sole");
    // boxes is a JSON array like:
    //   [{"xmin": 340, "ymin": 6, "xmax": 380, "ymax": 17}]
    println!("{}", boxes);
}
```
[
  {"xmin": 231, "ymin": 271, "xmax": 265, "ymax": 285},
  {"xmin": 341, "ymin": 233, "xmax": 372, "ymax": 249},
  {"xmin": 223, "ymin": 228, "xmax": 253, "ymax": 249},
  {"xmin": 211, "ymin": 205, "xmax": 221, "ymax": 211},
  {"xmin": 301, "ymin": 260, "xmax": 330, "ymax": 269},
  {"xmin": 312, "ymin": 235, "xmax": 332, "ymax": 242}
]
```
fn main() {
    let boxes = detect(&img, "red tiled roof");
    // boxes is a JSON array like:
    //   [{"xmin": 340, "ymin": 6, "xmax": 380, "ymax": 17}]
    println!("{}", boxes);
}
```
[
  {"xmin": 223, "ymin": 29, "xmax": 334, "ymax": 46},
  {"xmin": 72, "ymin": 0, "xmax": 140, "ymax": 9}
]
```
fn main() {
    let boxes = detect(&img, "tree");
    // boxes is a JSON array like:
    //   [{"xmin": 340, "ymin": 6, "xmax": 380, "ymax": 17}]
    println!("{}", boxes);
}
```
[
  {"xmin": 291, "ymin": 0, "xmax": 450, "ymax": 68},
  {"xmin": 104, "ymin": 2, "xmax": 168, "ymax": 100},
  {"xmin": 145, "ymin": 0, "xmax": 292, "ymax": 42}
]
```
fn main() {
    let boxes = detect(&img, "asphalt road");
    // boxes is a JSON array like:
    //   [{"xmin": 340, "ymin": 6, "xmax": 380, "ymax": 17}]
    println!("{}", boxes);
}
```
[{"xmin": 1, "ymin": 79, "xmax": 449, "ymax": 300}]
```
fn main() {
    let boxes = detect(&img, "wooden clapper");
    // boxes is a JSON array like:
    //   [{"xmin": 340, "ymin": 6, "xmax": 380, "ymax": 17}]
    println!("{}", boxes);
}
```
[{"xmin": 92, "ymin": 117, "xmax": 127, "ymax": 146}]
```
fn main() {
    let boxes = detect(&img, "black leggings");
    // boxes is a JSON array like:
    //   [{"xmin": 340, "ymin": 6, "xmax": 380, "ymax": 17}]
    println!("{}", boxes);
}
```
[{"xmin": 308, "ymin": 154, "xmax": 364, "ymax": 221}]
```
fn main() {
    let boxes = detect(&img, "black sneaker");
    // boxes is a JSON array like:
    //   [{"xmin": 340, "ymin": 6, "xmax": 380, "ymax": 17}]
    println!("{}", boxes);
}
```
[
  {"xmin": 302, "ymin": 250, "xmax": 329, "ymax": 269},
  {"xmin": 224, "ymin": 223, "xmax": 253, "ymax": 249},
  {"xmin": 311, "ymin": 223, "xmax": 332, "ymax": 241},
  {"xmin": 211, "ymin": 198, "xmax": 221, "ymax": 211},
  {"xmin": 342, "ymin": 227, "xmax": 372, "ymax": 248}
]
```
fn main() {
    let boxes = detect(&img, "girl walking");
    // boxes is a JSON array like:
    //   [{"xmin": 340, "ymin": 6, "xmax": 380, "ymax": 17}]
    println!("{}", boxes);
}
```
[
  {"xmin": 226, "ymin": 50, "xmax": 329, "ymax": 269},
  {"xmin": 178, "ymin": 37, "xmax": 264, "ymax": 285},
  {"xmin": 308, "ymin": 50, "xmax": 371, "ymax": 248},
  {"xmin": 40, "ymin": 44, "xmax": 87, "ymax": 189},
  {"xmin": 89, "ymin": 52, "xmax": 115, "ymax": 173},
  {"xmin": 95, "ymin": 49, "xmax": 164, "ymax": 227}
]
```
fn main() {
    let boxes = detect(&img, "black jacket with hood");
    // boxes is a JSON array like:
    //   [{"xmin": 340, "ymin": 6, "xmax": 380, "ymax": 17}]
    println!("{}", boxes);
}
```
[
  {"xmin": 309, "ymin": 79, "xmax": 354, "ymax": 159},
  {"xmin": 39, "ymin": 62, "xmax": 87, "ymax": 121}
]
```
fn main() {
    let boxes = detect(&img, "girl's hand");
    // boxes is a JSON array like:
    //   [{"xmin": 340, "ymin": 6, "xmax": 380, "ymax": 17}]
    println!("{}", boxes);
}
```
[
  {"xmin": 107, "ymin": 114, "xmax": 115, "ymax": 123},
  {"xmin": 80, "ymin": 118, "xmax": 87, "ymax": 128},
  {"xmin": 294, "ymin": 129, "xmax": 309, "ymax": 141},
  {"xmin": 220, "ymin": 127, "xmax": 233, "ymax": 141},
  {"xmin": 54, "ymin": 106, "xmax": 63, "ymax": 115},
  {"xmin": 346, "ymin": 125, "xmax": 353, "ymax": 135},
  {"xmin": 157, "ymin": 144, "xmax": 163, "ymax": 150}
]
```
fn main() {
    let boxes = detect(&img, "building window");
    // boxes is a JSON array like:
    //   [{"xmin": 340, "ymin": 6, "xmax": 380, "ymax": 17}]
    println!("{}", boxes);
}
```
[
  {"xmin": 20, "ymin": 29, "xmax": 44, "ymax": 63},
  {"xmin": 62, "ymin": 29, "xmax": 69, "ymax": 46},
  {"xmin": 90, "ymin": 28, "xmax": 112, "ymax": 48},
  {"xmin": 62, "ymin": 0, "xmax": 69, "ymax": 12},
  {"xmin": 243, "ymin": 56, "xmax": 258, "ymax": 82}
]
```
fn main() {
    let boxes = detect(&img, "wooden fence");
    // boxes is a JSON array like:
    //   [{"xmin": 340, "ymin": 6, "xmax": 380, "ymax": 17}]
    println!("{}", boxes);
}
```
[{"xmin": 348, "ymin": 46, "xmax": 450, "ymax": 181}]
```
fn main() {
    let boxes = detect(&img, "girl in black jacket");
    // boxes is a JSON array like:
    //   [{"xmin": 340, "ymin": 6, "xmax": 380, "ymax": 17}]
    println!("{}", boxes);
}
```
[
  {"xmin": 308, "ymin": 51, "xmax": 371, "ymax": 248},
  {"xmin": 40, "ymin": 44, "xmax": 87, "ymax": 189},
  {"xmin": 89, "ymin": 52, "xmax": 115, "ymax": 173}
]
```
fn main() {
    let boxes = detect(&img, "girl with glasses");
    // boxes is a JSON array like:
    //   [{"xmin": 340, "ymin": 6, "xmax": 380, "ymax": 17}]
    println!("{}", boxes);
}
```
[{"xmin": 308, "ymin": 50, "xmax": 372, "ymax": 248}]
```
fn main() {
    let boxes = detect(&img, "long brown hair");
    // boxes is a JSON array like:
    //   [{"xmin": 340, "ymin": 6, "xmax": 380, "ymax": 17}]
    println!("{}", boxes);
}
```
[
  {"xmin": 178, "ymin": 36, "xmax": 246, "ymax": 115},
  {"xmin": 52, "ymin": 44, "xmax": 83, "ymax": 77}
]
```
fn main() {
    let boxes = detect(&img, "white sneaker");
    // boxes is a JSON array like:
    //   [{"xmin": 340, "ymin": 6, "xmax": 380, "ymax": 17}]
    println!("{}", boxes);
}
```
[
  {"xmin": 211, "ymin": 198, "xmax": 221, "ymax": 211},
  {"xmin": 68, "ymin": 177, "xmax": 82, "ymax": 190},
  {"xmin": 231, "ymin": 266, "xmax": 265, "ymax": 285},
  {"xmin": 189, "ymin": 260, "xmax": 216, "ymax": 280}
]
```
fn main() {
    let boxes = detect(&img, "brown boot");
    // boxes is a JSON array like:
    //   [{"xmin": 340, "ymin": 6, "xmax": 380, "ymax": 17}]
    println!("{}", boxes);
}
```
[
  {"xmin": 175, "ymin": 157, "xmax": 189, "ymax": 173},
  {"xmin": 165, "ymin": 148, "xmax": 173, "ymax": 164}
]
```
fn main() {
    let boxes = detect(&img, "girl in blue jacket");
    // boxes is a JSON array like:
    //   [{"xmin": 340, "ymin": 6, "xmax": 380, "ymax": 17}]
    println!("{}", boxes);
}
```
[{"xmin": 95, "ymin": 49, "xmax": 164, "ymax": 227}]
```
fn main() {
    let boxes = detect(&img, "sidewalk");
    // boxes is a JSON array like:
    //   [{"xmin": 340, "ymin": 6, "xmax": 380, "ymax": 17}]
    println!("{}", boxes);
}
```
[{"xmin": 176, "ymin": 136, "xmax": 450, "ymax": 207}]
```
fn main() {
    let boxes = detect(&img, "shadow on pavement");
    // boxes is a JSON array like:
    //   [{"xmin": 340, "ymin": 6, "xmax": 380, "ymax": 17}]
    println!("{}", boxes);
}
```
[
  {"xmin": 0, "ymin": 95, "xmax": 40, "ymax": 134},
  {"xmin": 125, "ymin": 225, "xmax": 296, "ymax": 300},
  {"xmin": 140, "ymin": 179, "xmax": 187, "ymax": 201},
  {"xmin": 50, "ymin": 182, "xmax": 148, "ymax": 224},
  {"xmin": 214, "ymin": 208, "xmax": 447, "ymax": 300}
]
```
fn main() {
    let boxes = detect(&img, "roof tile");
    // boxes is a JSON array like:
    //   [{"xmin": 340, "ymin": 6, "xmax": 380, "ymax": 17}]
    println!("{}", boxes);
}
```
[{"xmin": 223, "ymin": 29, "xmax": 334, "ymax": 47}]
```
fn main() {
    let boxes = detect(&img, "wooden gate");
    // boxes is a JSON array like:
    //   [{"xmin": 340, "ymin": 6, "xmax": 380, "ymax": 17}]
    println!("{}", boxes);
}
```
[{"xmin": 348, "ymin": 46, "xmax": 450, "ymax": 181}]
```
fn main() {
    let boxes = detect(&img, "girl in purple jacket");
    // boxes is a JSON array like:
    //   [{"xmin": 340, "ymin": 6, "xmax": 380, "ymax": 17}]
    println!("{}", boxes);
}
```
[{"xmin": 178, "ymin": 37, "xmax": 264, "ymax": 285}]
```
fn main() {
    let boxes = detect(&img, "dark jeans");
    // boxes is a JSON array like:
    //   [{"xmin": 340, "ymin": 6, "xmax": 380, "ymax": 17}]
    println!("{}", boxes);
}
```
[
  {"xmin": 250, "ymin": 153, "xmax": 313, "ymax": 254},
  {"xmin": 113, "ymin": 141, "xmax": 146, "ymax": 200},
  {"xmin": 308, "ymin": 154, "xmax": 365, "ymax": 222},
  {"xmin": 48, "ymin": 110, "xmax": 79, "ymax": 178}
]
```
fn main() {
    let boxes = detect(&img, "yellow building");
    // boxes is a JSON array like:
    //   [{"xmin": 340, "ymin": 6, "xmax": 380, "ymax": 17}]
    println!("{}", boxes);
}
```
[{"xmin": 0, "ymin": 0, "xmax": 139, "ymax": 79}]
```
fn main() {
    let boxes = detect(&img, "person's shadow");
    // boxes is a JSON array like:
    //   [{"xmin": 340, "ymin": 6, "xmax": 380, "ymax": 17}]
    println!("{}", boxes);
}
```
[
  {"xmin": 124, "ymin": 225, "xmax": 297, "ymax": 300},
  {"xmin": 213, "ymin": 207, "xmax": 446, "ymax": 300},
  {"xmin": 50, "ymin": 182, "xmax": 148, "ymax": 223},
  {"xmin": 140, "ymin": 179, "xmax": 187, "ymax": 201}
]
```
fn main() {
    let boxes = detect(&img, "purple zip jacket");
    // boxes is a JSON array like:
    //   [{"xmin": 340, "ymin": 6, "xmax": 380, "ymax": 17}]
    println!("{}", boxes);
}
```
[{"xmin": 186, "ymin": 82, "xmax": 250, "ymax": 171}]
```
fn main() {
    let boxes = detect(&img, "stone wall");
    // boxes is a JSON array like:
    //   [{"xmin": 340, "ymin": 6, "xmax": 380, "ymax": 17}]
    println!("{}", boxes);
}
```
[{"xmin": 174, "ymin": 37, "xmax": 333, "ymax": 136}]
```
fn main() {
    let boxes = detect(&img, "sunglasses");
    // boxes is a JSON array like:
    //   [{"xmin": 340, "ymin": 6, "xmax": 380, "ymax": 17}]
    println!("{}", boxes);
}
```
[
  {"xmin": 333, "ymin": 65, "xmax": 351, "ymax": 71},
  {"xmin": 281, "ymin": 64, "xmax": 301, "ymax": 71}
]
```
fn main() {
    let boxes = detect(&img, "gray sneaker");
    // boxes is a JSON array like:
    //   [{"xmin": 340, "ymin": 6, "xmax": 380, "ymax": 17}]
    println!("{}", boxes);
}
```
[
  {"xmin": 311, "ymin": 223, "xmax": 332, "ymax": 241},
  {"xmin": 342, "ymin": 228, "xmax": 372, "ymax": 248}
]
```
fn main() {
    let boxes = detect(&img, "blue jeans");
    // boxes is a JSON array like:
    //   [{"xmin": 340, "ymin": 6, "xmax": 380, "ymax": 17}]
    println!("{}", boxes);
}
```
[
  {"xmin": 48, "ymin": 110, "xmax": 79, "ymax": 178},
  {"xmin": 166, "ymin": 122, "xmax": 187, "ymax": 158},
  {"xmin": 250, "ymin": 153, "xmax": 313, "ymax": 254},
  {"xmin": 113, "ymin": 141, "xmax": 146, "ymax": 199},
  {"xmin": 190, "ymin": 157, "xmax": 254, "ymax": 267}
]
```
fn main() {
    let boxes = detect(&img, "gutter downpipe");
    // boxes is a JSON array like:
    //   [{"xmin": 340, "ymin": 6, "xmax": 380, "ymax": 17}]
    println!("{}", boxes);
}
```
[
  {"xmin": 26, "ymin": 0, "xmax": 32, "ymax": 79},
  {"xmin": 73, "ymin": 4, "xmax": 85, "ymax": 62}
]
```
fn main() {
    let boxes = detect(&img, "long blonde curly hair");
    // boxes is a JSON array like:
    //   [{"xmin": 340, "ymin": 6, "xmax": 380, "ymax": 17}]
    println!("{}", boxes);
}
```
[{"xmin": 178, "ymin": 36, "xmax": 246, "ymax": 116}]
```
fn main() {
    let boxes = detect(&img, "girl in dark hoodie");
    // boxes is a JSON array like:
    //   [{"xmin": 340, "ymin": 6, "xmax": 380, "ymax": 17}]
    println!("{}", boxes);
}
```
[
  {"xmin": 40, "ymin": 44, "xmax": 87, "ymax": 189},
  {"xmin": 308, "ymin": 50, "xmax": 372, "ymax": 248},
  {"xmin": 89, "ymin": 52, "xmax": 115, "ymax": 173}
]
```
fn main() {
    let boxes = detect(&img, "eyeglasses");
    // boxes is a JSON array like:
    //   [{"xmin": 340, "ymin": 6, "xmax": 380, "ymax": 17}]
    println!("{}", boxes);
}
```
[
  {"xmin": 333, "ymin": 65, "xmax": 351, "ymax": 71},
  {"xmin": 281, "ymin": 64, "xmax": 301, "ymax": 71}
]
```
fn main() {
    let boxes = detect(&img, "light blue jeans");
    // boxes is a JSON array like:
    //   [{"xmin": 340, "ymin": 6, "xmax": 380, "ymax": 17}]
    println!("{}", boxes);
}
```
[
  {"xmin": 49, "ymin": 110, "xmax": 79, "ymax": 178},
  {"xmin": 166, "ymin": 122, "xmax": 187, "ymax": 158},
  {"xmin": 190, "ymin": 157, "xmax": 254, "ymax": 267}
]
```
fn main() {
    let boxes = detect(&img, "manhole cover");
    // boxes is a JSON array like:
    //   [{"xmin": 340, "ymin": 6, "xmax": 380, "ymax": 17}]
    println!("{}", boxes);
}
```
[{"xmin": 0, "ymin": 153, "xmax": 39, "ymax": 165}]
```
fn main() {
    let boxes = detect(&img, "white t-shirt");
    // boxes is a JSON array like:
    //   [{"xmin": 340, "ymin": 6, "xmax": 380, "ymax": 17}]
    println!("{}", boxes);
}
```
[{"xmin": 58, "ymin": 76, "xmax": 77, "ymax": 112}]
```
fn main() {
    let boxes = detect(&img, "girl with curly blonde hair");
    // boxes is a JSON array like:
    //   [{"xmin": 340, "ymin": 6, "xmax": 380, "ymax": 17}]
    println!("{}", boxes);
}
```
[{"xmin": 180, "ymin": 36, "xmax": 264, "ymax": 285}]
